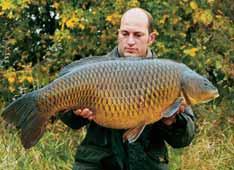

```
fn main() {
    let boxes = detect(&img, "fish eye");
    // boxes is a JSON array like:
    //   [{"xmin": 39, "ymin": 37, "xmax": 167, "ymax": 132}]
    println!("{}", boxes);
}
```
[{"xmin": 203, "ymin": 79, "xmax": 209, "ymax": 86}]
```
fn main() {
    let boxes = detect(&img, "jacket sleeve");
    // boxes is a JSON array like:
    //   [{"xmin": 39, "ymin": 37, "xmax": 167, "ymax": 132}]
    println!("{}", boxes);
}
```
[
  {"xmin": 151, "ymin": 106, "xmax": 196, "ymax": 148},
  {"xmin": 59, "ymin": 110, "xmax": 89, "ymax": 129}
]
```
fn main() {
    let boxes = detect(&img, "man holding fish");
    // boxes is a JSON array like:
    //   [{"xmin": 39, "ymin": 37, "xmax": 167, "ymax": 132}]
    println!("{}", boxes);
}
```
[
  {"xmin": 60, "ymin": 8, "xmax": 196, "ymax": 170},
  {"xmin": 2, "ymin": 7, "xmax": 219, "ymax": 170}
]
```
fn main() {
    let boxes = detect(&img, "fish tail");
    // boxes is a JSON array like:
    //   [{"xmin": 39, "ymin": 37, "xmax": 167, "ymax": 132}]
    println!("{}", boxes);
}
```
[{"xmin": 2, "ymin": 92, "xmax": 48, "ymax": 149}]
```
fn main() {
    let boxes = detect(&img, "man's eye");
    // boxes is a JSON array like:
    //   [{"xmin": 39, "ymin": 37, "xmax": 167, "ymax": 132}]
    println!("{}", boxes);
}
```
[
  {"xmin": 122, "ymin": 32, "xmax": 128, "ymax": 36},
  {"xmin": 135, "ymin": 34, "xmax": 142, "ymax": 38}
]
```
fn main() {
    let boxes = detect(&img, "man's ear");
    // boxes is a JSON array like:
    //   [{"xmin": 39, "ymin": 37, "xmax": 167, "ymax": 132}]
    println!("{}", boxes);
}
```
[{"xmin": 148, "ymin": 31, "xmax": 157, "ymax": 45}]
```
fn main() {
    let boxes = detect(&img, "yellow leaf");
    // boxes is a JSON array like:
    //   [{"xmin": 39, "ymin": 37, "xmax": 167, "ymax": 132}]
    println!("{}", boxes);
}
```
[
  {"xmin": 21, "ymin": 0, "xmax": 31, "ymax": 8},
  {"xmin": 193, "ymin": 9, "xmax": 213, "ymax": 26},
  {"xmin": 18, "ymin": 75, "xmax": 26, "ymax": 83},
  {"xmin": 8, "ymin": 10, "xmax": 14, "ymax": 19},
  {"xmin": 78, "ymin": 23, "xmax": 85, "ymax": 30},
  {"xmin": 106, "ymin": 12, "xmax": 121, "ymax": 25},
  {"xmin": 66, "ymin": 17, "xmax": 77, "ymax": 29},
  {"xmin": 183, "ymin": 48, "xmax": 198, "ymax": 57},
  {"xmin": 53, "ymin": 29, "xmax": 73, "ymax": 42},
  {"xmin": 52, "ymin": 2, "xmax": 59, "ymax": 9},
  {"xmin": 9, "ymin": 86, "xmax": 15, "ymax": 92},
  {"xmin": 7, "ymin": 38, "xmax": 17, "ymax": 45},
  {"xmin": 127, "ymin": 0, "xmax": 140, "ymax": 8},
  {"xmin": 190, "ymin": 1, "xmax": 198, "ymax": 10},
  {"xmin": 8, "ymin": 76, "xmax": 16, "ymax": 84},
  {"xmin": 1, "ymin": 0, "xmax": 14, "ymax": 10},
  {"xmin": 200, "ymin": 9, "xmax": 213, "ymax": 25},
  {"xmin": 26, "ymin": 76, "xmax": 33, "ymax": 83},
  {"xmin": 65, "ymin": 13, "xmax": 83, "ymax": 29},
  {"xmin": 115, "ymin": 0, "xmax": 125, "ymax": 10},
  {"xmin": 158, "ymin": 14, "xmax": 169, "ymax": 25},
  {"xmin": 4, "ymin": 70, "xmax": 17, "ymax": 85},
  {"xmin": 60, "ymin": 15, "xmax": 68, "ymax": 30},
  {"xmin": 173, "ymin": 17, "xmax": 180, "ymax": 25}
]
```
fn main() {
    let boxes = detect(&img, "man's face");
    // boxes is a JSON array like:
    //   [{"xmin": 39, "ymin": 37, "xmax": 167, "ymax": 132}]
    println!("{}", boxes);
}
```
[{"xmin": 117, "ymin": 11, "xmax": 155, "ymax": 57}]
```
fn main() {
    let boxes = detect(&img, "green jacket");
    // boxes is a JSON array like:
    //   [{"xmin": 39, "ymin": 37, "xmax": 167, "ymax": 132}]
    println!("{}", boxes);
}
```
[{"xmin": 60, "ymin": 48, "xmax": 196, "ymax": 170}]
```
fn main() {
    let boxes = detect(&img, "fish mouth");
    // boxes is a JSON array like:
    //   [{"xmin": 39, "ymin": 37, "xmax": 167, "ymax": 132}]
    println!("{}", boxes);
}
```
[
  {"xmin": 213, "ymin": 91, "xmax": 220, "ymax": 99},
  {"xmin": 187, "ymin": 89, "xmax": 220, "ymax": 105},
  {"xmin": 201, "ymin": 90, "xmax": 219, "ymax": 104},
  {"xmin": 211, "ymin": 89, "xmax": 219, "ymax": 99}
]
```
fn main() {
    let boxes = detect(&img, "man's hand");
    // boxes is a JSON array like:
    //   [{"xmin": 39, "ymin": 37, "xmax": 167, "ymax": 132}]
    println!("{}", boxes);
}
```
[
  {"xmin": 161, "ymin": 101, "xmax": 186, "ymax": 126},
  {"xmin": 73, "ymin": 108, "xmax": 95, "ymax": 121}
]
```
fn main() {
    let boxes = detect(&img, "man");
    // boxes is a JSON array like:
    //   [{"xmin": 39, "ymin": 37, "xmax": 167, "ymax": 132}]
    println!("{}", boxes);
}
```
[{"xmin": 60, "ymin": 8, "xmax": 195, "ymax": 170}]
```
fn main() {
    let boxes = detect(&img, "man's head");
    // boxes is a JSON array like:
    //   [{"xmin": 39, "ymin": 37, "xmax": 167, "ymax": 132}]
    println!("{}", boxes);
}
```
[{"xmin": 118, "ymin": 8, "xmax": 156, "ymax": 57}]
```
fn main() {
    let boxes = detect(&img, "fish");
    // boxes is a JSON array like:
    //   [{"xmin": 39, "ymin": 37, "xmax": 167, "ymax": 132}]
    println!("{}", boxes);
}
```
[{"xmin": 1, "ymin": 57, "xmax": 219, "ymax": 149}]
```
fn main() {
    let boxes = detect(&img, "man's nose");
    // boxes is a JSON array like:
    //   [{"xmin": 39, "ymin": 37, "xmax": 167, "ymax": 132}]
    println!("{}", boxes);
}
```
[{"xmin": 127, "ymin": 35, "xmax": 136, "ymax": 45}]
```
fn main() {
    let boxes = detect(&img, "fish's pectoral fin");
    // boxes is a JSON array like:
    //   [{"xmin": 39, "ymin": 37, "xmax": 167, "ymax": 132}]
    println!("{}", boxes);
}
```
[
  {"xmin": 163, "ymin": 97, "xmax": 185, "ymax": 118},
  {"xmin": 122, "ymin": 123, "xmax": 146, "ymax": 143}
]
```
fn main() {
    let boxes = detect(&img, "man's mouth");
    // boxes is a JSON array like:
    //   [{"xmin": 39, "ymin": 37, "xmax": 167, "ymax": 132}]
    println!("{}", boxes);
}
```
[{"xmin": 125, "ymin": 48, "xmax": 137, "ymax": 53}]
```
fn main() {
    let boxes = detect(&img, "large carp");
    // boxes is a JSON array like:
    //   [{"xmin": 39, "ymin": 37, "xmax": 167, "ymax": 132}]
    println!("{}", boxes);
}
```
[{"xmin": 1, "ymin": 57, "xmax": 219, "ymax": 149}]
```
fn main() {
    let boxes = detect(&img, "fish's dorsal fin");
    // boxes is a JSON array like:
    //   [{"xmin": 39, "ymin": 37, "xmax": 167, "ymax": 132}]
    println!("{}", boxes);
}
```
[
  {"xmin": 162, "ymin": 97, "xmax": 185, "ymax": 118},
  {"xmin": 58, "ymin": 55, "xmax": 115, "ymax": 76},
  {"xmin": 58, "ymin": 55, "xmax": 145, "ymax": 77}
]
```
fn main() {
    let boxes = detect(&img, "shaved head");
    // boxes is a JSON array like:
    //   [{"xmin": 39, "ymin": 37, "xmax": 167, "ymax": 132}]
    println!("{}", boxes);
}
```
[{"xmin": 121, "ymin": 8, "xmax": 154, "ymax": 33}]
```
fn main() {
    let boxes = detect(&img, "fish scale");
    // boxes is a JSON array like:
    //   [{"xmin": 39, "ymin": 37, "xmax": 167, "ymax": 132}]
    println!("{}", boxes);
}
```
[
  {"xmin": 52, "ymin": 60, "xmax": 182, "ymax": 128},
  {"xmin": 2, "ymin": 58, "xmax": 219, "ymax": 148}
]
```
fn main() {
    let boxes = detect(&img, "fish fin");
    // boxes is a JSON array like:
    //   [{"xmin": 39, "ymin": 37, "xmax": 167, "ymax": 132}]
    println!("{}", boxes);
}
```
[
  {"xmin": 163, "ymin": 97, "xmax": 185, "ymax": 118},
  {"xmin": 1, "ymin": 92, "xmax": 48, "ymax": 149},
  {"xmin": 58, "ymin": 55, "xmax": 115, "ymax": 76},
  {"xmin": 21, "ymin": 113, "xmax": 48, "ymax": 149},
  {"xmin": 123, "ymin": 123, "xmax": 146, "ymax": 143},
  {"xmin": 58, "ymin": 55, "xmax": 144, "ymax": 77}
]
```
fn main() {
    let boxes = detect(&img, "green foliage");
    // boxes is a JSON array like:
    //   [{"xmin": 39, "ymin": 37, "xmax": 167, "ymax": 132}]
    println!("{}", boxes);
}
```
[{"xmin": 0, "ymin": 0, "xmax": 233, "ymax": 169}]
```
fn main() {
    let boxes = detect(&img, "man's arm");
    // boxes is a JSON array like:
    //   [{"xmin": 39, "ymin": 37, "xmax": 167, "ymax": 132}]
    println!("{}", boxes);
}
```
[{"xmin": 151, "ymin": 106, "xmax": 196, "ymax": 148}]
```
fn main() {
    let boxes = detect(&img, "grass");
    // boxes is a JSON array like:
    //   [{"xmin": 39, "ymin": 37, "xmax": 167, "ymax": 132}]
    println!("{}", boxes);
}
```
[
  {"xmin": 169, "ymin": 119, "xmax": 234, "ymax": 170},
  {"xmin": 169, "ymin": 102, "xmax": 234, "ymax": 170},
  {"xmin": 0, "ymin": 121, "xmax": 86, "ymax": 170},
  {"xmin": 0, "ymin": 102, "xmax": 233, "ymax": 170}
]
